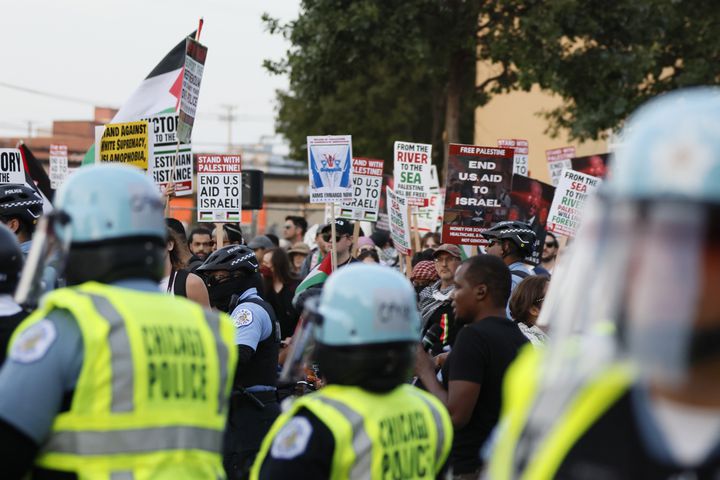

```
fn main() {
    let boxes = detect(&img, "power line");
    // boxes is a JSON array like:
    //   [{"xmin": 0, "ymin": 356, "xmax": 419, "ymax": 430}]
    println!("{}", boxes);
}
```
[{"xmin": 0, "ymin": 81, "xmax": 111, "ymax": 107}]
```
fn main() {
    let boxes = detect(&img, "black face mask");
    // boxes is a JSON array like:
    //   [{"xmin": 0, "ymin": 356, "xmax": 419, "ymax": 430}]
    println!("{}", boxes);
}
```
[{"xmin": 207, "ymin": 281, "xmax": 239, "ymax": 313}]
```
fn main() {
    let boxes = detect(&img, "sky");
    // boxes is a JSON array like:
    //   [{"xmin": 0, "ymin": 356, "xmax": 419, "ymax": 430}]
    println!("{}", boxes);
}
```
[{"xmin": 1, "ymin": 0, "xmax": 300, "ymax": 151}]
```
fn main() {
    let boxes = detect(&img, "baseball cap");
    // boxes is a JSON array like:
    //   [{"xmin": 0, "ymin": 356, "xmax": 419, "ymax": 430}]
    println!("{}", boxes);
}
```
[
  {"xmin": 432, "ymin": 244, "xmax": 462, "ymax": 259},
  {"xmin": 320, "ymin": 219, "xmax": 354, "ymax": 237},
  {"xmin": 247, "ymin": 235, "xmax": 274, "ymax": 250}
]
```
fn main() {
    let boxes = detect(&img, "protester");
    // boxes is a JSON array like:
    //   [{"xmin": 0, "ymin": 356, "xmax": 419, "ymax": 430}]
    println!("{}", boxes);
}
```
[
  {"xmin": 482, "ymin": 220, "xmax": 537, "ymax": 292},
  {"xmin": 0, "ymin": 165, "xmax": 237, "ymax": 478},
  {"xmin": 0, "ymin": 183, "xmax": 57, "ymax": 293},
  {"xmin": 357, "ymin": 247, "xmax": 380, "ymax": 264},
  {"xmin": 421, "ymin": 231, "xmax": 441, "ymax": 250},
  {"xmin": 212, "ymin": 223, "xmax": 245, "ymax": 248},
  {"xmin": 489, "ymin": 88, "xmax": 720, "ymax": 479},
  {"xmin": 252, "ymin": 264, "xmax": 452, "ymax": 479},
  {"xmin": 411, "ymin": 260, "xmax": 440, "ymax": 296},
  {"xmin": 261, "ymin": 247, "xmax": 300, "ymax": 339},
  {"xmin": 298, "ymin": 224, "xmax": 329, "ymax": 279},
  {"xmin": 283, "ymin": 215, "xmax": 308, "ymax": 245},
  {"xmin": 415, "ymin": 255, "xmax": 528, "ymax": 477},
  {"xmin": 161, "ymin": 224, "xmax": 211, "ymax": 307},
  {"xmin": 534, "ymin": 231, "xmax": 559, "ymax": 276},
  {"xmin": 418, "ymin": 244, "xmax": 462, "ymax": 351},
  {"xmin": 508, "ymin": 275, "xmax": 549, "ymax": 346},
  {"xmin": 287, "ymin": 242, "xmax": 310, "ymax": 276},
  {"xmin": 248, "ymin": 235, "xmax": 274, "ymax": 266},
  {"xmin": 187, "ymin": 226, "xmax": 214, "ymax": 261},
  {"xmin": 370, "ymin": 229, "xmax": 399, "ymax": 267},
  {"xmin": 197, "ymin": 245, "xmax": 281, "ymax": 479},
  {"xmin": 293, "ymin": 219, "xmax": 359, "ymax": 308},
  {"xmin": 0, "ymin": 224, "xmax": 28, "ymax": 369},
  {"xmin": 265, "ymin": 233, "xmax": 280, "ymax": 248}
]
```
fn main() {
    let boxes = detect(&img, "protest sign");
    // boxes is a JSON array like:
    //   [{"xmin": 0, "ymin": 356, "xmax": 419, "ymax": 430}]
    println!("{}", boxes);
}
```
[
  {"xmin": 307, "ymin": 135, "xmax": 353, "ymax": 204},
  {"xmin": 416, "ymin": 165, "xmax": 442, "ymax": 234},
  {"xmin": 545, "ymin": 146, "xmax": 576, "ymax": 186},
  {"xmin": 49, "ymin": 144, "xmax": 68, "ymax": 189},
  {"xmin": 97, "ymin": 121, "xmax": 151, "ymax": 169},
  {"xmin": 547, "ymin": 169, "xmax": 601, "ymax": 237},
  {"xmin": 146, "ymin": 113, "xmax": 193, "ymax": 195},
  {"xmin": 498, "ymin": 138, "xmax": 529, "ymax": 176},
  {"xmin": 386, "ymin": 187, "xmax": 412, "ymax": 256},
  {"xmin": 177, "ymin": 37, "xmax": 208, "ymax": 143},
  {"xmin": 509, "ymin": 174, "xmax": 555, "ymax": 265},
  {"xmin": 571, "ymin": 153, "xmax": 609, "ymax": 179},
  {"xmin": 393, "ymin": 141, "xmax": 432, "ymax": 206},
  {"xmin": 442, "ymin": 143, "xmax": 514, "ymax": 245},
  {"xmin": 375, "ymin": 174, "xmax": 394, "ymax": 231},
  {"xmin": 339, "ymin": 157, "xmax": 383, "ymax": 221},
  {"xmin": 0, "ymin": 148, "xmax": 25, "ymax": 184},
  {"xmin": 196, "ymin": 154, "xmax": 242, "ymax": 222}
]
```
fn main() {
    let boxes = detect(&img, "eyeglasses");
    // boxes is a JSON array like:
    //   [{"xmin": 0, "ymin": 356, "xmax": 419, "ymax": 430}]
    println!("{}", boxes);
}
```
[
  {"xmin": 487, "ymin": 239, "xmax": 502, "ymax": 248},
  {"xmin": 434, "ymin": 256, "xmax": 458, "ymax": 265}
]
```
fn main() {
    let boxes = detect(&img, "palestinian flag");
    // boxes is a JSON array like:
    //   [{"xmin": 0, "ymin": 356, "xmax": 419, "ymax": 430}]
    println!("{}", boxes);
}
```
[
  {"xmin": 293, "ymin": 253, "xmax": 333, "ymax": 303},
  {"xmin": 18, "ymin": 143, "xmax": 53, "ymax": 211},
  {"xmin": 81, "ymin": 32, "xmax": 194, "ymax": 165}
]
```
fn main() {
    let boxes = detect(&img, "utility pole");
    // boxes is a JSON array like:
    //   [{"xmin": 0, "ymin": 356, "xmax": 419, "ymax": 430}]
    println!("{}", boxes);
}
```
[{"xmin": 219, "ymin": 105, "xmax": 236, "ymax": 152}]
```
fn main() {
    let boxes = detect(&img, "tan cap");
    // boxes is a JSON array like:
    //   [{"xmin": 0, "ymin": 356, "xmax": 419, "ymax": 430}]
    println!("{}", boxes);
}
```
[{"xmin": 432, "ymin": 243, "xmax": 462, "ymax": 259}]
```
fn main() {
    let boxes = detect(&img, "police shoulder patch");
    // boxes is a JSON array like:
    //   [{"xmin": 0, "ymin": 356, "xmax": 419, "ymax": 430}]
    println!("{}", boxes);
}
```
[
  {"xmin": 233, "ymin": 308, "xmax": 254, "ymax": 328},
  {"xmin": 10, "ymin": 319, "xmax": 57, "ymax": 363},
  {"xmin": 271, "ymin": 416, "xmax": 313, "ymax": 460}
]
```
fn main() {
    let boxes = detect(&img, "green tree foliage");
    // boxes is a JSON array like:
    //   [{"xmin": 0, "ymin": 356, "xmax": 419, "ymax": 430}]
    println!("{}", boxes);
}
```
[{"xmin": 484, "ymin": 0, "xmax": 720, "ymax": 141}]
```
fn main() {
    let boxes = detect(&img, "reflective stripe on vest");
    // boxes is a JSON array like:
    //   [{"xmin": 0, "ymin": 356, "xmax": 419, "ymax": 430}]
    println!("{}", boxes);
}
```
[
  {"xmin": 203, "ymin": 309, "xmax": 230, "ymax": 414},
  {"xmin": 490, "ymin": 354, "xmax": 633, "ymax": 480},
  {"xmin": 405, "ymin": 387, "xmax": 449, "ymax": 465}
]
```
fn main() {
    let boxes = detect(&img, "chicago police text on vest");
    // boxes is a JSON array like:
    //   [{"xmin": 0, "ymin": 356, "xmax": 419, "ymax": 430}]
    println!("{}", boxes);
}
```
[{"xmin": 379, "ymin": 411, "xmax": 432, "ymax": 479}]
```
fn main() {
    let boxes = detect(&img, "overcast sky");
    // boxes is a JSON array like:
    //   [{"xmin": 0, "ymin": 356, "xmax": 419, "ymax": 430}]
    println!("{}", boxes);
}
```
[{"xmin": 1, "ymin": 0, "xmax": 300, "ymax": 151}]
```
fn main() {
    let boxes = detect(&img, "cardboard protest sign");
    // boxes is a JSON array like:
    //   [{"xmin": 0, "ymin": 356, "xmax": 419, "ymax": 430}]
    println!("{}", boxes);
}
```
[
  {"xmin": 386, "ymin": 187, "xmax": 412, "ymax": 256},
  {"xmin": 416, "ymin": 165, "xmax": 442, "ymax": 234},
  {"xmin": 49, "ymin": 145, "xmax": 68, "ymax": 189},
  {"xmin": 97, "ymin": 121, "xmax": 151, "ymax": 169},
  {"xmin": 571, "ymin": 153, "xmax": 609, "ymax": 179},
  {"xmin": 0, "ymin": 148, "xmax": 25, "ymax": 184},
  {"xmin": 547, "ymin": 169, "xmax": 601, "ymax": 237},
  {"xmin": 509, "ymin": 175, "xmax": 556, "ymax": 265},
  {"xmin": 545, "ymin": 146, "xmax": 575, "ymax": 186},
  {"xmin": 393, "ymin": 141, "xmax": 432, "ymax": 206},
  {"xmin": 196, "ymin": 154, "xmax": 242, "ymax": 222},
  {"xmin": 442, "ymin": 144, "xmax": 514, "ymax": 245},
  {"xmin": 146, "ymin": 113, "xmax": 193, "ymax": 195},
  {"xmin": 177, "ymin": 37, "xmax": 208, "ymax": 143},
  {"xmin": 498, "ymin": 138, "xmax": 529, "ymax": 176},
  {"xmin": 307, "ymin": 135, "xmax": 353, "ymax": 204},
  {"xmin": 339, "ymin": 157, "xmax": 383, "ymax": 221}
]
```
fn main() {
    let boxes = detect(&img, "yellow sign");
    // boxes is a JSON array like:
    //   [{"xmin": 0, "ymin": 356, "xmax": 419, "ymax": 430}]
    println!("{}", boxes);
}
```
[{"xmin": 99, "ymin": 120, "xmax": 150, "ymax": 169}]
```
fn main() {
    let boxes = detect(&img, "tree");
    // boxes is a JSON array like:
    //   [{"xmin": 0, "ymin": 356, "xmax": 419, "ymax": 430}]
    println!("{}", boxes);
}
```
[
  {"xmin": 482, "ymin": 0, "xmax": 720, "ymax": 141},
  {"xmin": 262, "ymin": 0, "xmax": 485, "ymax": 170}
]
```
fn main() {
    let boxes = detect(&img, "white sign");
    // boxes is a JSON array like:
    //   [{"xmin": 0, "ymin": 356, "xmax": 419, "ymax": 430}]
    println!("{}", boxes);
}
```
[
  {"xmin": 196, "ymin": 154, "xmax": 242, "ymax": 222},
  {"xmin": 339, "ymin": 158, "xmax": 383, "ymax": 222},
  {"xmin": 49, "ymin": 144, "xmax": 68, "ymax": 189},
  {"xmin": 498, "ymin": 138, "xmax": 529, "ymax": 176},
  {"xmin": 393, "ymin": 141, "xmax": 432, "ymax": 206},
  {"xmin": 416, "ymin": 165, "xmax": 442, "ymax": 234},
  {"xmin": 0, "ymin": 148, "xmax": 26, "ymax": 184},
  {"xmin": 386, "ymin": 187, "xmax": 412, "ymax": 256},
  {"xmin": 546, "ymin": 146, "xmax": 576, "ymax": 186},
  {"xmin": 146, "ymin": 113, "xmax": 193, "ymax": 196},
  {"xmin": 177, "ymin": 37, "xmax": 208, "ymax": 143},
  {"xmin": 547, "ymin": 168, "xmax": 601, "ymax": 237},
  {"xmin": 307, "ymin": 135, "xmax": 353, "ymax": 204}
]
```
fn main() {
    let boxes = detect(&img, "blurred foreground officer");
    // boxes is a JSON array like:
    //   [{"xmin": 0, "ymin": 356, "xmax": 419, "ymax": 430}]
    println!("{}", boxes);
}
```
[
  {"xmin": 489, "ymin": 88, "xmax": 720, "ymax": 479},
  {"xmin": 0, "ymin": 224, "xmax": 28, "ymax": 368},
  {"xmin": 252, "ymin": 264, "xmax": 453, "ymax": 479},
  {"xmin": 198, "ymin": 245, "xmax": 281, "ymax": 479},
  {"xmin": 0, "ymin": 165, "xmax": 237, "ymax": 479}
]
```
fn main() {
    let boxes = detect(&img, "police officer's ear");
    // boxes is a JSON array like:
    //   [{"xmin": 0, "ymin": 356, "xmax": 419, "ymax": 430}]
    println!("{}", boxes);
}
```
[{"xmin": 4, "ymin": 218, "xmax": 20, "ymax": 235}]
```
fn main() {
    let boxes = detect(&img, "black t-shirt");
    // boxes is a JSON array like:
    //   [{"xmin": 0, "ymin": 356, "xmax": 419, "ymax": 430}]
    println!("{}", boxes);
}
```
[
  {"xmin": 555, "ymin": 389, "xmax": 720, "ymax": 479},
  {"xmin": 441, "ymin": 316, "xmax": 528, "ymax": 474},
  {"xmin": 264, "ymin": 280, "xmax": 300, "ymax": 339}
]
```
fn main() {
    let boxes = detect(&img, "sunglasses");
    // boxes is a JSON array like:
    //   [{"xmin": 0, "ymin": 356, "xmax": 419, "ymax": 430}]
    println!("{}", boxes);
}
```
[
  {"xmin": 544, "ymin": 242, "xmax": 558, "ymax": 248},
  {"xmin": 322, "ymin": 233, "xmax": 347, "ymax": 242}
]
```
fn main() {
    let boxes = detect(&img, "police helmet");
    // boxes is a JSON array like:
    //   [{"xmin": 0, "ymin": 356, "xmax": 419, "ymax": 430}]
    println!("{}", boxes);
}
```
[
  {"xmin": 54, "ymin": 164, "xmax": 166, "ymax": 285},
  {"xmin": 0, "ymin": 223, "xmax": 23, "ymax": 294},
  {"xmin": 0, "ymin": 184, "xmax": 43, "ymax": 234},
  {"xmin": 312, "ymin": 263, "xmax": 421, "ymax": 392},
  {"xmin": 196, "ymin": 245, "xmax": 259, "ymax": 274},
  {"xmin": 197, "ymin": 245, "xmax": 262, "ymax": 312},
  {"xmin": 481, "ymin": 220, "xmax": 536, "ymax": 252}
]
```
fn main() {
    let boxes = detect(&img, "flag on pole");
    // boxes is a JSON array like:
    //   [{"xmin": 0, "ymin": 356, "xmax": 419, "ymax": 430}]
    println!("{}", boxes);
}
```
[
  {"xmin": 81, "ymin": 32, "xmax": 194, "ymax": 165},
  {"xmin": 18, "ymin": 143, "xmax": 53, "ymax": 209},
  {"xmin": 293, "ymin": 254, "xmax": 333, "ymax": 304}
]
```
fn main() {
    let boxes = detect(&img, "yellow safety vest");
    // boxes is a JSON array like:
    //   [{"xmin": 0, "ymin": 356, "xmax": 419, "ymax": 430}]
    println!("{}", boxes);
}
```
[
  {"xmin": 251, "ymin": 384, "xmax": 453, "ymax": 480},
  {"xmin": 488, "ymin": 346, "xmax": 634, "ymax": 480},
  {"xmin": 10, "ymin": 282, "xmax": 238, "ymax": 480}
]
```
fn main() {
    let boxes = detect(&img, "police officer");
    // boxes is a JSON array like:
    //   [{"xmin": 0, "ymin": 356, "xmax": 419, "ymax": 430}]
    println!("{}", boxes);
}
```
[
  {"xmin": 251, "ymin": 263, "xmax": 453, "ymax": 479},
  {"xmin": 197, "ymin": 245, "xmax": 281, "ymax": 479},
  {"xmin": 0, "ymin": 165, "xmax": 237, "ymax": 478},
  {"xmin": 481, "ymin": 220, "xmax": 537, "ymax": 291},
  {"xmin": 0, "ymin": 223, "xmax": 28, "ymax": 368},
  {"xmin": 489, "ymin": 88, "xmax": 720, "ymax": 478}
]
